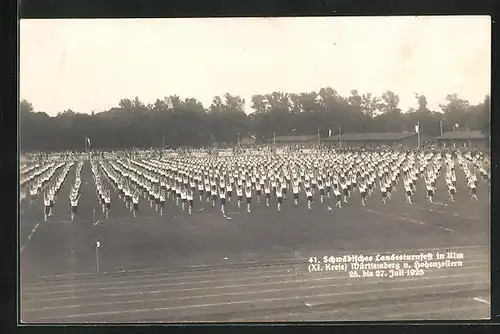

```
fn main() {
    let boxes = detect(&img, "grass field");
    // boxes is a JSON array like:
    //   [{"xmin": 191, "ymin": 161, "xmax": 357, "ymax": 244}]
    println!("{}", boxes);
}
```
[{"xmin": 19, "ymin": 159, "xmax": 490, "ymax": 322}]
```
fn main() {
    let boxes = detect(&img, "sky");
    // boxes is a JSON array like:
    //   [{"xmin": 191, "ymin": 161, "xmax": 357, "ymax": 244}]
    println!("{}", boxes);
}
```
[{"xmin": 20, "ymin": 16, "xmax": 490, "ymax": 116}]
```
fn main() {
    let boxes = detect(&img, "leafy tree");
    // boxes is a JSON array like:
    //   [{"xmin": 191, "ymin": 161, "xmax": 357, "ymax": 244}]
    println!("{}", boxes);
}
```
[
  {"xmin": 251, "ymin": 94, "xmax": 268, "ymax": 114},
  {"xmin": 19, "ymin": 89, "xmax": 490, "ymax": 151},
  {"xmin": 409, "ymin": 94, "xmax": 441, "ymax": 136},
  {"xmin": 347, "ymin": 90, "xmax": 362, "ymax": 109},
  {"xmin": 20, "ymin": 99, "xmax": 34, "ymax": 115},
  {"xmin": 375, "ymin": 91, "xmax": 402, "ymax": 132},
  {"xmin": 415, "ymin": 93, "xmax": 429, "ymax": 113},
  {"xmin": 288, "ymin": 93, "xmax": 303, "ymax": 114},
  {"xmin": 360, "ymin": 93, "xmax": 381, "ymax": 118},
  {"xmin": 439, "ymin": 94, "xmax": 470, "ymax": 132},
  {"xmin": 380, "ymin": 91, "xmax": 401, "ymax": 114},
  {"xmin": 480, "ymin": 95, "xmax": 491, "ymax": 135},
  {"xmin": 118, "ymin": 98, "xmax": 133, "ymax": 110}
]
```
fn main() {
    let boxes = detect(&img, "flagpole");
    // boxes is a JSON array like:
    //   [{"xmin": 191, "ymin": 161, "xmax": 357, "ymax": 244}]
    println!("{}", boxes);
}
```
[
  {"xmin": 440, "ymin": 120, "xmax": 443, "ymax": 136},
  {"xmin": 417, "ymin": 124, "xmax": 420, "ymax": 148},
  {"xmin": 96, "ymin": 240, "xmax": 100, "ymax": 273},
  {"xmin": 273, "ymin": 131, "xmax": 276, "ymax": 147},
  {"xmin": 317, "ymin": 127, "xmax": 320, "ymax": 147},
  {"xmin": 339, "ymin": 126, "xmax": 342, "ymax": 149}
]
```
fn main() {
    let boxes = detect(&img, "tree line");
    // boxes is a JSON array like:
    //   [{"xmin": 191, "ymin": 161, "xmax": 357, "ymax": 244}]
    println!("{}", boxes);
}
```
[{"xmin": 20, "ymin": 89, "xmax": 490, "ymax": 151}]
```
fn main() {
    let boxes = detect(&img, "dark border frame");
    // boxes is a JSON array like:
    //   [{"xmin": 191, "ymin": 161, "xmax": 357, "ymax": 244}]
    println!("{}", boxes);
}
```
[{"xmin": 3, "ymin": 0, "xmax": 498, "ymax": 333}]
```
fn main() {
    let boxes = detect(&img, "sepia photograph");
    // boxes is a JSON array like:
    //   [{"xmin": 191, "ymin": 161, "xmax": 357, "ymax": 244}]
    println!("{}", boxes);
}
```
[{"xmin": 19, "ymin": 16, "xmax": 491, "ymax": 323}]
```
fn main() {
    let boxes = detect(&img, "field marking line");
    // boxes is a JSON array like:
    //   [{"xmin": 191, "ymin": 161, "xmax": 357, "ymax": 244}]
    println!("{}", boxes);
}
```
[
  {"xmin": 472, "ymin": 297, "xmax": 490, "ymax": 305},
  {"xmin": 25, "ymin": 244, "xmax": 490, "ymax": 282},
  {"xmin": 401, "ymin": 204, "xmax": 480, "ymax": 221},
  {"xmin": 22, "ymin": 260, "xmax": 489, "ymax": 295},
  {"xmin": 24, "ymin": 268, "xmax": 293, "ymax": 292},
  {"xmin": 21, "ymin": 271, "xmax": 488, "ymax": 309},
  {"xmin": 363, "ymin": 207, "xmax": 456, "ymax": 232},
  {"xmin": 27, "ymin": 280, "xmax": 490, "ymax": 320},
  {"xmin": 312, "ymin": 296, "xmax": 472, "ymax": 313},
  {"xmin": 23, "ymin": 251, "xmax": 489, "ymax": 291},
  {"xmin": 20, "ymin": 222, "xmax": 41, "ymax": 254},
  {"xmin": 379, "ymin": 303, "xmax": 490, "ymax": 320},
  {"xmin": 47, "ymin": 216, "xmax": 156, "ymax": 224},
  {"xmin": 367, "ymin": 305, "xmax": 488, "ymax": 321},
  {"xmin": 277, "ymin": 297, "xmax": 487, "ymax": 321}
]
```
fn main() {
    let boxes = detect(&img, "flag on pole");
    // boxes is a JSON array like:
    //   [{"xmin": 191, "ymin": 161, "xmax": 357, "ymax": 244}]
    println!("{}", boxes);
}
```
[
  {"xmin": 328, "ymin": 128, "xmax": 332, "ymax": 138},
  {"xmin": 96, "ymin": 241, "xmax": 100, "ymax": 248},
  {"xmin": 291, "ymin": 128, "xmax": 296, "ymax": 132},
  {"xmin": 250, "ymin": 134, "xmax": 256, "ymax": 140},
  {"xmin": 86, "ymin": 137, "xmax": 91, "ymax": 148},
  {"xmin": 414, "ymin": 122, "xmax": 420, "ymax": 133}
]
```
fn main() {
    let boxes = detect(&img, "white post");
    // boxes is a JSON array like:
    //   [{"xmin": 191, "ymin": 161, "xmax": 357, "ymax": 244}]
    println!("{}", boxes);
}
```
[
  {"xmin": 96, "ymin": 240, "xmax": 100, "ymax": 273},
  {"xmin": 417, "ymin": 131, "xmax": 420, "ymax": 148},
  {"xmin": 440, "ymin": 120, "xmax": 443, "ymax": 136},
  {"xmin": 273, "ymin": 131, "xmax": 276, "ymax": 147}
]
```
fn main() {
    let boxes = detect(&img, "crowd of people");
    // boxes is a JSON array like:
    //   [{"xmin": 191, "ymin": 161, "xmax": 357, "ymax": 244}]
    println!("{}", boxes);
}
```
[
  {"xmin": 19, "ymin": 146, "xmax": 490, "ymax": 223},
  {"xmin": 23, "ymin": 161, "xmax": 71, "ymax": 221}
]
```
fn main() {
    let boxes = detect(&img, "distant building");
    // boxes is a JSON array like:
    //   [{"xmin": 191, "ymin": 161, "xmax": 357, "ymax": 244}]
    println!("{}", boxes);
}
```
[
  {"xmin": 263, "ymin": 135, "xmax": 318, "ymax": 147},
  {"xmin": 325, "ymin": 132, "xmax": 432, "ymax": 148},
  {"xmin": 434, "ymin": 131, "xmax": 488, "ymax": 149}
]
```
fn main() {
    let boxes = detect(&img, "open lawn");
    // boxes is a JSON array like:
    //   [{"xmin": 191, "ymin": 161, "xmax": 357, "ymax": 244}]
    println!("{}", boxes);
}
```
[{"xmin": 19, "ymin": 160, "xmax": 490, "ymax": 322}]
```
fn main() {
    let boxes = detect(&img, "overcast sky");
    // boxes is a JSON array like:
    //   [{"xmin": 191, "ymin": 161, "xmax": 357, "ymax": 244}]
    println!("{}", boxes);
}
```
[{"xmin": 20, "ymin": 16, "xmax": 490, "ymax": 116}]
